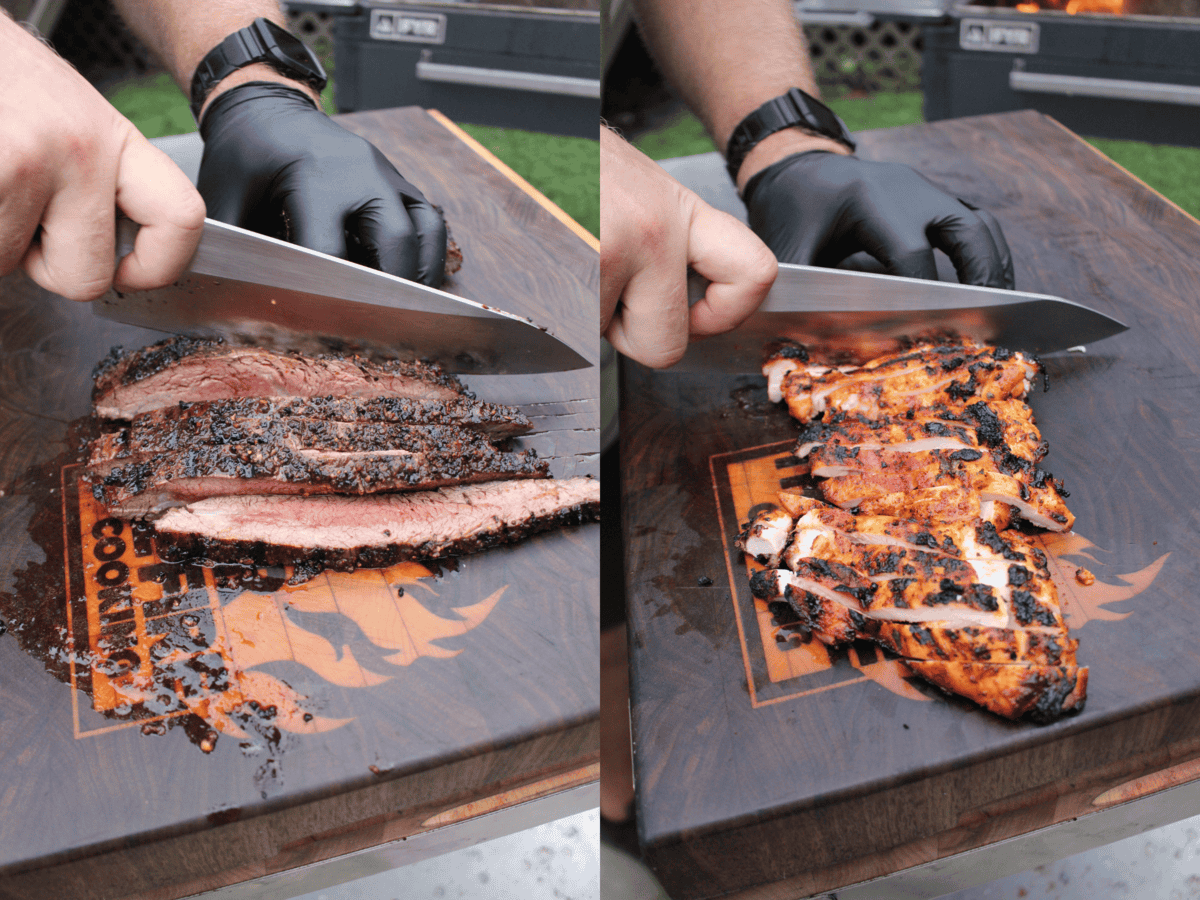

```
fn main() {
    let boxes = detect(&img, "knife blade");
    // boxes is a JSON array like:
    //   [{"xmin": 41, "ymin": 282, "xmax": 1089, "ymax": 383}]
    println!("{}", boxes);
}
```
[
  {"xmin": 93, "ymin": 218, "xmax": 591, "ymax": 375},
  {"xmin": 674, "ymin": 263, "xmax": 1128, "ymax": 373}
]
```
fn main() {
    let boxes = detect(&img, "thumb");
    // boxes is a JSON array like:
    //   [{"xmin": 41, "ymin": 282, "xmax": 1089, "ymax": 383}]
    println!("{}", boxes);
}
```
[{"xmin": 687, "ymin": 201, "xmax": 777, "ymax": 337}]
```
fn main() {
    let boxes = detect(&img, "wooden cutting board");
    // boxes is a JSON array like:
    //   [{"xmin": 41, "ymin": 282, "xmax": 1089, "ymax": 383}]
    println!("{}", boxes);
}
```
[
  {"xmin": 0, "ymin": 107, "xmax": 598, "ymax": 900},
  {"xmin": 621, "ymin": 110, "xmax": 1200, "ymax": 900}
]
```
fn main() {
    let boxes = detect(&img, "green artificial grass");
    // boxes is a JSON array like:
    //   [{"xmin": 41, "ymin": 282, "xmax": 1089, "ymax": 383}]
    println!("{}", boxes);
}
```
[
  {"xmin": 457, "ymin": 123, "xmax": 599, "ymax": 239},
  {"xmin": 104, "ymin": 71, "xmax": 339, "ymax": 138},
  {"xmin": 106, "ymin": 72, "xmax": 195, "ymax": 138},
  {"xmin": 1086, "ymin": 138, "xmax": 1200, "ymax": 220},
  {"xmin": 826, "ymin": 91, "xmax": 924, "ymax": 132}
]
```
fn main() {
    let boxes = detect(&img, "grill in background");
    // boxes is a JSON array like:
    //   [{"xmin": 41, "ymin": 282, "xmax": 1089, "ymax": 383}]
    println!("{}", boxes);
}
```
[{"xmin": 923, "ymin": 2, "xmax": 1200, "ymax": 147}]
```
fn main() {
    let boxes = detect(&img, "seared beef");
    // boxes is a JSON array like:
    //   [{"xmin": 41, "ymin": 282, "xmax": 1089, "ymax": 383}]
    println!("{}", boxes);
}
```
[
  {"xmin": 90, "ymin": 417, "xmax": 526, "ymax": 466},
  {"xmin": 93, "ymin": 337, "xmax": 464, "ymax": 419},
  {"xmin": 106, "ymin": 396, "xmax": 532, "ymax": 442},
  {"xmin": 89, "ymin": 441, "xmax": 548, "ymax": 518},
  {"xmin": 153, "ymin": 477, "xmax": 600, "ymax": 570}
]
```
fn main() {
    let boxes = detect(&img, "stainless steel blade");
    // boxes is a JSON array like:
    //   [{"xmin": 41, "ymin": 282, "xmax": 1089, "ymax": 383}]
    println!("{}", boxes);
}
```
[
  {"xmin": 675, "ymin": 263, "xmax": 1128, "ymax": 372},
  {"xmin": 93, "ymin": 218, "xmax": 591, "ymax": 374}
]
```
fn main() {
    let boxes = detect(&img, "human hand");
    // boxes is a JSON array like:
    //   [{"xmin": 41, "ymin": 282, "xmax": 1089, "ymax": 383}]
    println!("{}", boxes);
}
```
[
  {"xmin": 601, "ymin": 127, "xmax": 777, "ymax": 368},
  {"xmin": 743, "ymin": 150, "xmax": 1014, "ymax": 289},
  {"xmin": 197, "ymin": 82, "xmax": 447, "ymax": 287},
  {"xmin": 0, "ymin": 15, "xmax": 204, "ymax": 301}
]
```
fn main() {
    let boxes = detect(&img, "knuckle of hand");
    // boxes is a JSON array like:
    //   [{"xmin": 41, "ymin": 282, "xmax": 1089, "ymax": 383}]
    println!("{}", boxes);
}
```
[
  {"xmin": 748, "ymin": 242, "xmax": 779, "ymax": 288},
  {"xmin": 173, "ymin": 189, "xmax": 207, "ymax": 231},
  {"xmin": 57, "ymin": 275, "xmax": 111, "ymax": 303}
]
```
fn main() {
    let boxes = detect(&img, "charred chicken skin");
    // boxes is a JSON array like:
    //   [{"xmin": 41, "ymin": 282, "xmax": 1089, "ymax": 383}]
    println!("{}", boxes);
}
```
[{"xmin": 743, "ymin": 339, "xmax": 1085, "ymax": 722}]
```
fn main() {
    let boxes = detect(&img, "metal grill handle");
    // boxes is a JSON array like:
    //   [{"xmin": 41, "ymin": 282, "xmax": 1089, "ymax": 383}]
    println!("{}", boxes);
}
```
[
  {"xmin": 1010, "ymin": 70, "xmax": 1200, "ymax": 107},
  {"xmin": 415, "ymin": 59, "xmax": 601, "ymax": 99}
]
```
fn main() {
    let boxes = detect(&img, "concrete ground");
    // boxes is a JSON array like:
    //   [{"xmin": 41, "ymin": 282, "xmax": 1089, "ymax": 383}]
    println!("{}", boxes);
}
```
[
  {"xmin": 291, "ymin": 808, "xmax": 599, "ymax": 900},
  {"xmin": 599, "ymin": 813, "xmax": 1200, "ymax": 900}
]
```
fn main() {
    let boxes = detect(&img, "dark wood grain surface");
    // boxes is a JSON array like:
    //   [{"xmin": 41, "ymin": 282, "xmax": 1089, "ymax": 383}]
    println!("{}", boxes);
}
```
[
  {"xmin": 622, "ymin": 110, "xmax": 1200, "ymax": 900},
  {"xmin": 0, "ymin": 107, "xmax": 598, "ymax": 900}
]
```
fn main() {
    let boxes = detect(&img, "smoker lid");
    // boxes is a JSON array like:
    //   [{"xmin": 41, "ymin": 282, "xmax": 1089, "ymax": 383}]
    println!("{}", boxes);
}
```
[
  {"xmin": 951, "ymin": 0, "xmax": 1200, "ymax": 19},
  {"xmin": 793, "ymin": 0, "xmax": 953, "ymax": 19}
]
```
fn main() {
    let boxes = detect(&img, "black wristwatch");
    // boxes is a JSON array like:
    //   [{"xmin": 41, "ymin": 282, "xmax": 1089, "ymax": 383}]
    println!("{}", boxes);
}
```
[
  {"xmin": 725, "ymin": 87, "xmax": 856, "ymax": 183},
  {"xmin": 190, "ymin": 18, "xmax": 328, "ymax": 121}
]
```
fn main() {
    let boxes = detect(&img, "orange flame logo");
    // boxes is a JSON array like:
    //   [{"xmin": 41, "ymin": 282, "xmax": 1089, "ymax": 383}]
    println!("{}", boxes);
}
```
[
  {"xmin": 72, "ymin": 478, "xmax": 504, "ymax": 747},
  {"xmin": 718, "ymin": 446, "xmax": 1168, "ymax": 707}
]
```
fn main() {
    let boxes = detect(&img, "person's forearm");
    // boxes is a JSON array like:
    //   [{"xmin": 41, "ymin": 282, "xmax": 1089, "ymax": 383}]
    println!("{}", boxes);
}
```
[
  {"xmin": 111, "ymin": 0, "xmax": 321, "ymax": 118},
  {"xmin": 632, "ymin": 0, "xmax": 850, "ymax": 190}
]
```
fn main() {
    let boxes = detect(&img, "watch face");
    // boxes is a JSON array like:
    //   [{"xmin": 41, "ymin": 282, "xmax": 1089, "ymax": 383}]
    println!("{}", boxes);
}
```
[{"xmin": 254, "ymin": 18, "xmax": 327, "ymax": 84}]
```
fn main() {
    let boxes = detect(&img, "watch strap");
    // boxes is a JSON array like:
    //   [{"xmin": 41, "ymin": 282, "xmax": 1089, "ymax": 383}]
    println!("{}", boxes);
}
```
[
  {"xmin": 190, "ymin": 18, "xmax": 327, "ymax": 120},
  {"xmin": 725, "ymin": 87, "xmax": 856, "ymax": 183}
]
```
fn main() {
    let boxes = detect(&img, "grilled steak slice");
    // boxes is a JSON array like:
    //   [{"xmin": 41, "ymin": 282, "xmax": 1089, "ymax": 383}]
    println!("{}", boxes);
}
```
[
  {"xmin": 90, "ymin": 417, "xmax": 527, "ymax": 467},
  {"xmin": 105, "ymin": 396, "xmax": 533, "ymax": 444},
  {"xmin": 906, "ymin": 660, "xmax": 1087, "ymax": 722},
  {"xmin": 93, "ymin": 337, "xmax": 464, "ymax": 419},
  {"xmin": 89, "ymin": 441, "xmax": 548, "ymax": 518},
  {"xmin": 153, "ymin": 477, "xmax": 600, "ymax": 570}
]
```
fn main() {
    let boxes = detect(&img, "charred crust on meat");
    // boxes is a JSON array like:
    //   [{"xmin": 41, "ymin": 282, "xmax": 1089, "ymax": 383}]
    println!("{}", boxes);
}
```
[
  {"xmin": 93, "ymin": 335, "xmax": 221, "ymax": 395},
  {"xmin": 910, "ymin": 624, "xmax": 935, "ymax": 646},
  {"xmin": 93, "ymin": 337, "xmax": 467, "ymax": 416},
  {"xmin": 946, "ymin": 375, "xmax": 978, "ymax": 401},
  {"xmin": 155, "ymin": 495, "xmax": 600, "ymax": 573},
  {"xmin": 1008, "ymin": 565, "xmax": 1031, "ymax": 586},
  {"xmin": 768, "ymin": 598, "xmax": 802, "ymax": 626},
  {"xmin": 948, "ymin": 449, "xmax": 983, "ymax": 462},
  {"xmin": 1012, "ymin": 589, "xmax": 1059, "ymax": 627},
  {"xmin": 1027, "ymin": 672, "xmax": 1082, "ymax": 724},
  {"xmin": 749, "ymin": 569, "xmax": 780, "ymax": 600},
  {"xmin": 975, "ymin": 522, "xmax": 1025, "ymax": 560},
  {"xmin": 867, "ymin": 549, "xmax": 904, "ymax": 576},
  {"xmin": 773, "ymin": 342, "xmax": 809, "ymax": 361},
  {"xmin": 887, "ymin": 578, "xmax": 914, "ymax": 606},
  {"xmin": 964, "ymin": 402, "xmax": 1005, "ymax": 447}
]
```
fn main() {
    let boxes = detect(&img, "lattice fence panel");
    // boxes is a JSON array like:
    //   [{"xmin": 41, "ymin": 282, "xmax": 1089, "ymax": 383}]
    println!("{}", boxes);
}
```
[
  {"xmin": 804, "ymin": 20, "xmax": 923, "ymax": 94},
  {"xmin": 35, "ymin": 0, "xmax": 339, "ymax": 86}
]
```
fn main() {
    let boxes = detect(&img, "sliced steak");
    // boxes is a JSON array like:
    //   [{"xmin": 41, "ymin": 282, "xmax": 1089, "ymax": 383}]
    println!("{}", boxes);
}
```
[
  {"xmin": 153, "ymin": 477, "xmax": 600, "ymax": 571},
  {"xmin": 93, "ymin": 337, "xmax": 464, "ymax": 419},
  {"xmin": 89, "ymin": 441, "xmax": 548, "ymax": 518},
  {"xmin": 108, "ymin": 396, "xmax": 532, "ymax": 441},
  {"xmin": 90, "ymin": 417, "xmax": 526, "ymax": 467}
]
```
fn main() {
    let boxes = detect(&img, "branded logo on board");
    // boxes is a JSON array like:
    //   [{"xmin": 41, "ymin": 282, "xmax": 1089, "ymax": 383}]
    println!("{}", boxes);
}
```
[
  {"xmin": 710, "ymin": 442, "xmax": 1168, "ymax": 709},
  {"xmin": 65, "ymin": 467, "xmax": 503, "ymax": 747}
]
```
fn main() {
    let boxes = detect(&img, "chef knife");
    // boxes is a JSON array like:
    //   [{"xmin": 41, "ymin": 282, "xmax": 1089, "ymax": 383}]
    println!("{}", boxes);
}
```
[
  {"xmin": 93, "ymin": 217, "xmax": 591, "ymax": 375},
  {"xmin": 675, "ymin": 262, "xmax": 1128, "ymax": 373}
]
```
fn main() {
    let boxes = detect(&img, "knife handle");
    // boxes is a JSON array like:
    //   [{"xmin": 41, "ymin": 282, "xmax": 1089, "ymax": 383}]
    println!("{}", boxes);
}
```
[
  {"xmin": 115, "ymin": 216, "xmax": 140, "ymax": 259},
  {"xmin": 686, "ymin": 268, "xmax": 709, "ymax": 307}
]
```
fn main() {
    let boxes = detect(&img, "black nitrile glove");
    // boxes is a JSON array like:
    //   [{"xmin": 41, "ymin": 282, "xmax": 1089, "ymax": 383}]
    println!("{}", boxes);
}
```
[
  {"xmin": 198, "ymin": 82, "xmax": 447, "ymax": 287},
  {"xmin": 743, "ymin": 151, "xmax": 1015, "ymax": 289}
]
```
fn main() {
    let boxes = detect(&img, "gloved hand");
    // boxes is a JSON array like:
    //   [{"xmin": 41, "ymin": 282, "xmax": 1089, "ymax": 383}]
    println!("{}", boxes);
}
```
[
  {"xmin": 743, "ymin": 151, "xmax": 1014, "ymax": 289},
  {"xmin": 198, "ymin": 82, "xmax": 447, "ymax": 287}
]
